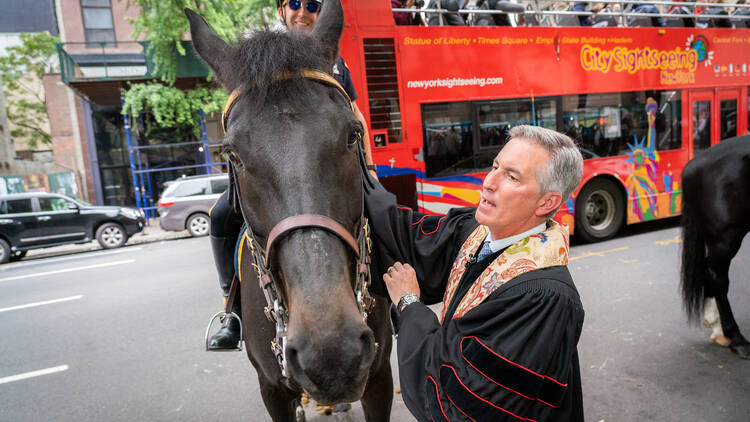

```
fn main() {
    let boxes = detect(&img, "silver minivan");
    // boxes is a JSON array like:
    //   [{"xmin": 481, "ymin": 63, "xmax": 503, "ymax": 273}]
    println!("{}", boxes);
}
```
[{"xmin": 157, "ymin": 174, "xmax": 228, "ymax": 237}]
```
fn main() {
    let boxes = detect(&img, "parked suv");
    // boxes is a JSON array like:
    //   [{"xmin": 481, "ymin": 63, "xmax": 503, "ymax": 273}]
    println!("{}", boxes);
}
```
[
  {"xmin": 157, "ymin": 174, "xmax": 228, "ymax": 237},
  {"xmin": 0, "ymin": 192, "xmax": 146, "ymax": 263}
]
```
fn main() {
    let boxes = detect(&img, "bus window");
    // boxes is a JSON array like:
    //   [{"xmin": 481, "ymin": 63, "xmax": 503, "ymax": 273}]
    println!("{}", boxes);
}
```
[
  {"xmin": 747, "ymin": 89, "xmax": 749, "ymax": 134},
  {"xmin": 477, "ymin": 98, "xmax": 556, "ymax": 150},
  {"xmin": 720, "ymin": 99, "xmax": 737, "ymax": 140},
  {"xmin": 693, "ymin": 101, "xmax": 711, "ymax": 153},
  {"xmin": 422, "ymin": 102, "xmax": 474, "ymax": 177},
  {"xmin": 654, "ymin": 90, "xmax": 682, "ymax": 151},
  {"xmin": 562, "ymin": 90, "xmax": 681, "ymax": 158}
]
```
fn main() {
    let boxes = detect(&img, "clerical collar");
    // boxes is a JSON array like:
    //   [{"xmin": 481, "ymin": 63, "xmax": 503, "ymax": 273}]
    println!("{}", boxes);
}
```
[{"xmin": 486, "ymin": 222, "xmax": 547, "ymax": 253}]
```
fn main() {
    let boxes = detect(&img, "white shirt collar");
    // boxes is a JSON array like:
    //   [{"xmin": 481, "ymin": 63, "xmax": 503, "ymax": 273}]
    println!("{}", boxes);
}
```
[{"xmin": 486, "ymin": 222, "xmax": 547, "ymax": 253}]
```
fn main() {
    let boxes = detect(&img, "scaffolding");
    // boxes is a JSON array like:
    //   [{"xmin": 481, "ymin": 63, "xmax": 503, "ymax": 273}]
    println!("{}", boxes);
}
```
[{"xmin": 122, "ymin": 104, "xmax": 225, "ymax": 222}]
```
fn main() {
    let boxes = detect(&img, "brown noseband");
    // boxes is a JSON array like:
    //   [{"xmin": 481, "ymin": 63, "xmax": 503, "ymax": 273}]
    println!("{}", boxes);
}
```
[{"xmin": 267, "ymin": 214, "xmax": 360, "ymax": 265}]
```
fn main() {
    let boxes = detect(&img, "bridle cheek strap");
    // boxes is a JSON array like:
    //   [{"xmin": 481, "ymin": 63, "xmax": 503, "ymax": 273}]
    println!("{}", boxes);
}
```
[{"xmin": 221, "ymin": 69, "xmax": 354, "ymax": 133}]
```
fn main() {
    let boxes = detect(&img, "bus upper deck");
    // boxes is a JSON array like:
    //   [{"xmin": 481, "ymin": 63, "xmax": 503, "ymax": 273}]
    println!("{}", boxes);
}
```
[{"xmin": 339, "ymin": 0, "xmax": 750, "ymax": 241}]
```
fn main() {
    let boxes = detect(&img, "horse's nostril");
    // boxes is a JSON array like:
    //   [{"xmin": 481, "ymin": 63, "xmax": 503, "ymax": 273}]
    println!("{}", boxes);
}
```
[{"xmin": 358, "ymin": 329, "xmax": 376, "ymax": 372}]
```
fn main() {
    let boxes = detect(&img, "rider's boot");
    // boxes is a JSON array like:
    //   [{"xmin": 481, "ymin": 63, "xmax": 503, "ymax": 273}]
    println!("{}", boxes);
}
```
[{"xmin": 207, "ymin": 234, "xmax": 242, "ymax": 350}]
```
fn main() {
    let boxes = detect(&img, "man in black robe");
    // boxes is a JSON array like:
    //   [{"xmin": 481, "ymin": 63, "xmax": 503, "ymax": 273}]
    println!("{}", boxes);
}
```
[{"xmin": 365, "ymin": 125, "xmax": 585, "ymax": 421}]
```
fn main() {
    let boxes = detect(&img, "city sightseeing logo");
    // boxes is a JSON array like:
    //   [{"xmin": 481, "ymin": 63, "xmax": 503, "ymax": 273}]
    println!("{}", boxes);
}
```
[
  {"xmin": 685, "ymin": 34, "xmax": 714, "ymax": 67},
  {"xmin": 580, "ymin": 37, "xmax": 706, "ymax": 85}
]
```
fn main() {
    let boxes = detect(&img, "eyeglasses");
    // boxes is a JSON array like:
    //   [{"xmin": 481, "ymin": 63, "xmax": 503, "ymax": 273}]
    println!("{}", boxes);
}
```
[{"xmin": 285, "ymin": 0, "xmax": 321, "ymax": 14}]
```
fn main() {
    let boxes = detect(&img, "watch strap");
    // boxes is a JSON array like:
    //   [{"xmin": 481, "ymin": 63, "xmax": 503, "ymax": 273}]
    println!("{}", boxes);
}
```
[{"xmin": 397, "ymin": 293, "xmax": 420, "ymax": 313}]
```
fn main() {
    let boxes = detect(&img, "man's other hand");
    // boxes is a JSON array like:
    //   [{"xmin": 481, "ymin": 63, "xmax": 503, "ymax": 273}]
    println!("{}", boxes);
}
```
[{"xmin": 383, "ymin": 262, "xmax": 420, "ymax": 304}]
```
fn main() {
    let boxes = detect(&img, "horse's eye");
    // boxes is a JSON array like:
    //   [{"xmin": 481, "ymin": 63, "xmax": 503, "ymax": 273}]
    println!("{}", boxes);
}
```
[{"xmin": 348, "ymin": 129, "xmax": 362, "ymax": 147}]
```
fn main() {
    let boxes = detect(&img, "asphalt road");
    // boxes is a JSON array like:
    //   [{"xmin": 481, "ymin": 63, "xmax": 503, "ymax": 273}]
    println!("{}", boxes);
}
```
[{"xmin": 1, "ymin": 220, "xmax": 748, "ymax": 422}]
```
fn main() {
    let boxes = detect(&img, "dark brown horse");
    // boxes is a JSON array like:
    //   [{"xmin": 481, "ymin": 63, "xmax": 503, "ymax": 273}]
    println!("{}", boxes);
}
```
[
  {"xmin": 681, "ymin": 134, "xmax": 750, "ymax": 359},
  {"xmin": 186, "ymin": 2, "xmax": 393, "ymax": 420}
]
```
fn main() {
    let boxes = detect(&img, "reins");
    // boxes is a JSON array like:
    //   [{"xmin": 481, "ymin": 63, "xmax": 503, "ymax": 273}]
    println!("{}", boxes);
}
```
[{"xmin": 206, "ymin": 69, "xmax": 375, "ymax": 378}]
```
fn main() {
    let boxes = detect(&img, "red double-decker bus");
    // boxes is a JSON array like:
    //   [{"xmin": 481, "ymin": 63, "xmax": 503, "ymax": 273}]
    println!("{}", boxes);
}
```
[{"xmin": 339, "ymin": 0, "xmax": 750, "ymax": 241}]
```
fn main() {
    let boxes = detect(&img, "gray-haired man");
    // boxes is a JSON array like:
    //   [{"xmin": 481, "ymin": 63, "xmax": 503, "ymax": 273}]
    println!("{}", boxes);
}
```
[{"xmin": 366, "ymin": 125, "xmax": 586, "ymax": 421}]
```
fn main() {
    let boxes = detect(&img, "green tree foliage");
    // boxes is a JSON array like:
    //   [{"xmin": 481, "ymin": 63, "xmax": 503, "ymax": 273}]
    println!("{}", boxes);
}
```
[
  {"xmin": 121, "ymin": 0, "xmax": 275, "ymax": 135},
  {"xmin": 0, "ymin": 32, "xmax": 59, "ymax": 148},
  {"xmin": 124, "ymin": 0, "xmax": 277, "ymax": 83},
  {"xmin": 121, "ymin": 82, "xmax": 227, "ymax": 137}
]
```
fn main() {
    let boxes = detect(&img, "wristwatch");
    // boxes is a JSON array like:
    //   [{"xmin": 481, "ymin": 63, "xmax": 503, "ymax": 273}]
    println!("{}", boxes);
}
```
[
  {"xmin": 397, "ymin": 293, "xmax": 420, "ymax": 313},
  {"xmin": 366, "ymin": 165, "xmax": 377, "ymax": 172}
]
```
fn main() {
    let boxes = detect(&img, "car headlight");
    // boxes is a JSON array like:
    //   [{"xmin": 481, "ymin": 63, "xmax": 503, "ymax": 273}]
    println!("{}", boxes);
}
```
[{"xmin": 120, "ymin": 207, "xmax": 139, "ymax": 219}]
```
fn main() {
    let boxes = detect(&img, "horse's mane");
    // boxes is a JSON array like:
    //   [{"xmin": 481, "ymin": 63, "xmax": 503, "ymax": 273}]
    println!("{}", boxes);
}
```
[{"xmin": 218, "ymin": 30, "xmax": 331, "ymax": 107}]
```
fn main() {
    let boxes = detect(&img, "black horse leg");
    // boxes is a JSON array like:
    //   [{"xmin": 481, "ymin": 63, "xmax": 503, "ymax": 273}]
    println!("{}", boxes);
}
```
[
  {"xmin": 361, "ymin": 301, "xmax": 394, "ymax": 422},
  {"xmin": 257, "ymin": 378, "xmax": 300, "ymax": 422},
  {"xmin": 706, "ymin": 238, "xmax": 750, "ymax": 359},
  {"xmin": 360, "ymin": 353, "xmax": 394, "ymax": 422}
]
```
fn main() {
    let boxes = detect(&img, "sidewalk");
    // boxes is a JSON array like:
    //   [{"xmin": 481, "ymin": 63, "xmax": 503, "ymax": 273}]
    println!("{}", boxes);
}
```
[{"xmin": 24, "ymin": 218, "xmax": 194, "ymax": 261}]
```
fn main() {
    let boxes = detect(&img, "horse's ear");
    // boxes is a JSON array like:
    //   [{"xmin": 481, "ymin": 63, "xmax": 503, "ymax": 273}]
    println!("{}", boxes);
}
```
[
  {"xmin": 312, "ymin": 0, "xmax": 344, "ymax": 66},
  {"xmin": 185, "ymin": 8, "xmax": 231, "ymax": 85}
]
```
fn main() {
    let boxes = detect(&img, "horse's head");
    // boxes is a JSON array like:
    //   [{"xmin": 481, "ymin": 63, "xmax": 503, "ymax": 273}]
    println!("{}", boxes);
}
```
[{"xmin": 186, "ymin": 1, "xmax": 375, "ymax": 404}]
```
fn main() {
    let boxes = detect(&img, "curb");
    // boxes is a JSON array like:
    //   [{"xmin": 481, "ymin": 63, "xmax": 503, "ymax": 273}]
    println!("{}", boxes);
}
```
[{"xmin": 21, "ymin": 219, "xmax": 196, "ymax": 261}]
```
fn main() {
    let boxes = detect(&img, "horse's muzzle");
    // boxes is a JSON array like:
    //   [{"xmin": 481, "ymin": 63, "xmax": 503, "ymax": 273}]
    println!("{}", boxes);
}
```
[{"xmin": 284, "ymin": 323, "xmax": 376, "ymax": 404}]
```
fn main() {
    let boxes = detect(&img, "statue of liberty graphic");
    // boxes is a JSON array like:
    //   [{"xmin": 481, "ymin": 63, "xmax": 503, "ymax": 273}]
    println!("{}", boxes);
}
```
[{"xmin": 625, "ymin": 98, "xmax": 660, "ymax": 222}]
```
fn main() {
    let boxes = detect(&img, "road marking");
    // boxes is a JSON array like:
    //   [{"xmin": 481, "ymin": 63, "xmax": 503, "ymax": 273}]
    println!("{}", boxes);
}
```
[
  {"xmin": 619, "ymin": 258, "xmax": 638, "ymax": 264},
  {"xmin": 0, "ymin": 260, "xmax": 135, "ymax": 283},
  {"xmin": 1, "ymin": 247, "xmax": 143, "ymax": 271},
  {"xmin": 569, "ymin": 246, "xmax": 629, "ymax": 261},
  {"xmin": 655, "ymin": 235, "xmax": 682, "ymax": 246},
  {"xmin": 0, "ymin": 295, "xmax": 83, "ymax": 313},
  {"xmin": 0, "ymin": 365, "xmax": 69, "ymax": 385}
]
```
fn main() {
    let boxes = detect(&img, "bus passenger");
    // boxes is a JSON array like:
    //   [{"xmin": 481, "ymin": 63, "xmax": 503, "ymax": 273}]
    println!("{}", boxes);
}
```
[
  {"xmin": 392, "ymin": 0, "xmax": 424, "ymax": 25},
  {"xmin": 206, "ymin": 0, "xmax": 377, "ymax": 351},
  {"xmin": 573, "ymin": 2, "xmax": 604, "ymax": 26},
  {"xmin": 366, "ymin": 125, "xmax": 585, "ymax": 422},
  {"xmin": 425, "ymin": 0, "xmax": 467, "ymax": 26},
  {"xmin": 632, "ymin": 2, "xmax": 667, "ymax": 27}
]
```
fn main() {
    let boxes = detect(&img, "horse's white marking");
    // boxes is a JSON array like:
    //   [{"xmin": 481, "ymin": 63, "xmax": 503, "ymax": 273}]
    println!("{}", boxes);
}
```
[
  {"xmin": 703, "ymin": 297, "xmax": 730, "ymax": 347},
  {"xmin": 0, "ymin": 260, "xmax": 135, "ymax": 283},
  {"xmin": 0, "ymin": 365, "xmax": 68, "ymax": 385},
  {"xmin": 0, "ymin": 295, "xmax": 83, "ymax": 313}
]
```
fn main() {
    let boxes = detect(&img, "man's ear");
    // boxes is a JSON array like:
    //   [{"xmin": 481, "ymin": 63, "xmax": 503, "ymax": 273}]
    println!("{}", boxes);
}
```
[
  {"xmin": 185, "ymin": 8, "xmax": 231, "ymax": 85},
  {"xmin": 535, "ymin": 192, "xmax": 563, "ymax": 217}
]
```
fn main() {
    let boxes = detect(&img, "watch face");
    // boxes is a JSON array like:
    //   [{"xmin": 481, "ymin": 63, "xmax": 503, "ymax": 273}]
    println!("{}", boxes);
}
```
[{"xmin": 399, "ymin": 293, "xmax": 419, "ymax": 312}]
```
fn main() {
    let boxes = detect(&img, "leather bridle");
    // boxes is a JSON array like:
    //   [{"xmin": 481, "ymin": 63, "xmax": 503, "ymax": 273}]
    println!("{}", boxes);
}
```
[{"xmin": 212, "ymin": 69, "xmax": 374, "ymax": 377}]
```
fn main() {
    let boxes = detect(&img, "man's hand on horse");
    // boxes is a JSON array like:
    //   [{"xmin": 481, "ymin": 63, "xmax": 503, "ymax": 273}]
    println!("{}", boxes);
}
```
[{"xmin": 383, "ymin": 262, "xmax": 420, "ymax": 305}]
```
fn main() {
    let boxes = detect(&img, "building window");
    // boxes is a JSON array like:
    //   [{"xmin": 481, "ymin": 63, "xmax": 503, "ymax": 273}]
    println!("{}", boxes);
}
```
[{"xmin": 81, "ymin": 0, "xmax": 115, "ymax": 43}]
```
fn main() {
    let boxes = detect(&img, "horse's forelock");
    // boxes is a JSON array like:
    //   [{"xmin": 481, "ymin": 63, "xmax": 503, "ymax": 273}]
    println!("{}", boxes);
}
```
[{"xmin": 219, "ymin": 30, "xmax": 331, "ymax": 106}]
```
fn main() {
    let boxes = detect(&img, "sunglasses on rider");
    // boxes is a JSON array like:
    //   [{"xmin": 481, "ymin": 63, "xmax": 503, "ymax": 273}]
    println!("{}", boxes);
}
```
[{"xmin": 285, "ymin": 0, "xmax": 321, "ymax": 14}]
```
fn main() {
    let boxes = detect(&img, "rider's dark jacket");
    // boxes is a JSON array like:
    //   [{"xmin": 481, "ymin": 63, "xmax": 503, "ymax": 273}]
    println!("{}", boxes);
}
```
[{"xmin": 365, "ymin": 178, "xmax": 585, "ymax": 422}]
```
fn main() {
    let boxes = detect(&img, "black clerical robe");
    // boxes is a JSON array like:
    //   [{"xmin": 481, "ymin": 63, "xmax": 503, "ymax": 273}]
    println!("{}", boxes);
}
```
[{"xmin": 364, "ymin": 179, "xmax": 585, "ymax": 422}]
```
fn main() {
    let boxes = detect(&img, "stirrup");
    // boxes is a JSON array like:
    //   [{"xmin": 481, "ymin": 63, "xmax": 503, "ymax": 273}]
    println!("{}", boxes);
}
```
[{"xmin": 204, "ymin": 311, "xmax": 244, "ymax": 352}]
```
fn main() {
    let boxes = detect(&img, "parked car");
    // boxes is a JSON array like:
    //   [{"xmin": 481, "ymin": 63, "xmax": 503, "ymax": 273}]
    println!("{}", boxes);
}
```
[
  {"xmin": 0, "ymin": 192, "xmax": 146, "ymax": 264},
  {"xmin": 157, "ymin": 174, "xmax": 228, "ymax": 237}
]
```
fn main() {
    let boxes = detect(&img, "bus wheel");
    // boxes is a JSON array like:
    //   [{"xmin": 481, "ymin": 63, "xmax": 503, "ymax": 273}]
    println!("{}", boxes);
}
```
[{"xmin": 575, "ymin": 178, "xmax": 624, "ymax": 242}]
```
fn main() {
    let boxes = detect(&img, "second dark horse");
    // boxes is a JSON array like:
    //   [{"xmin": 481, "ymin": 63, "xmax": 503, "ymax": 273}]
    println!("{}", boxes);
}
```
[
  {"xmin": 681, "ymin": 134, "xmax": 750, "ymax": 359},
  {"xmin": 186, "ymin": 1, "xmax": 394, "ymax": 420}
]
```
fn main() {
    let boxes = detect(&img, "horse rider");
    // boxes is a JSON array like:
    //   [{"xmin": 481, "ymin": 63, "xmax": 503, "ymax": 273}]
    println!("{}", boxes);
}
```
[
  {"xmin": 366, "ymin": 125, "xmax": 586, "ymax": 421},
  {"xmin": 207, "ymin": 0, "xmax": 377, "ymax": 350}
]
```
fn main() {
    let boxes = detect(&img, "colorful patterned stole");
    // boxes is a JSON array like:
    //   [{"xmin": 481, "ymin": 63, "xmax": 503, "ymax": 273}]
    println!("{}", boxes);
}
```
[{"xmin": 440, "ymin": 221, "xmax": 570, "ymax": 322}]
